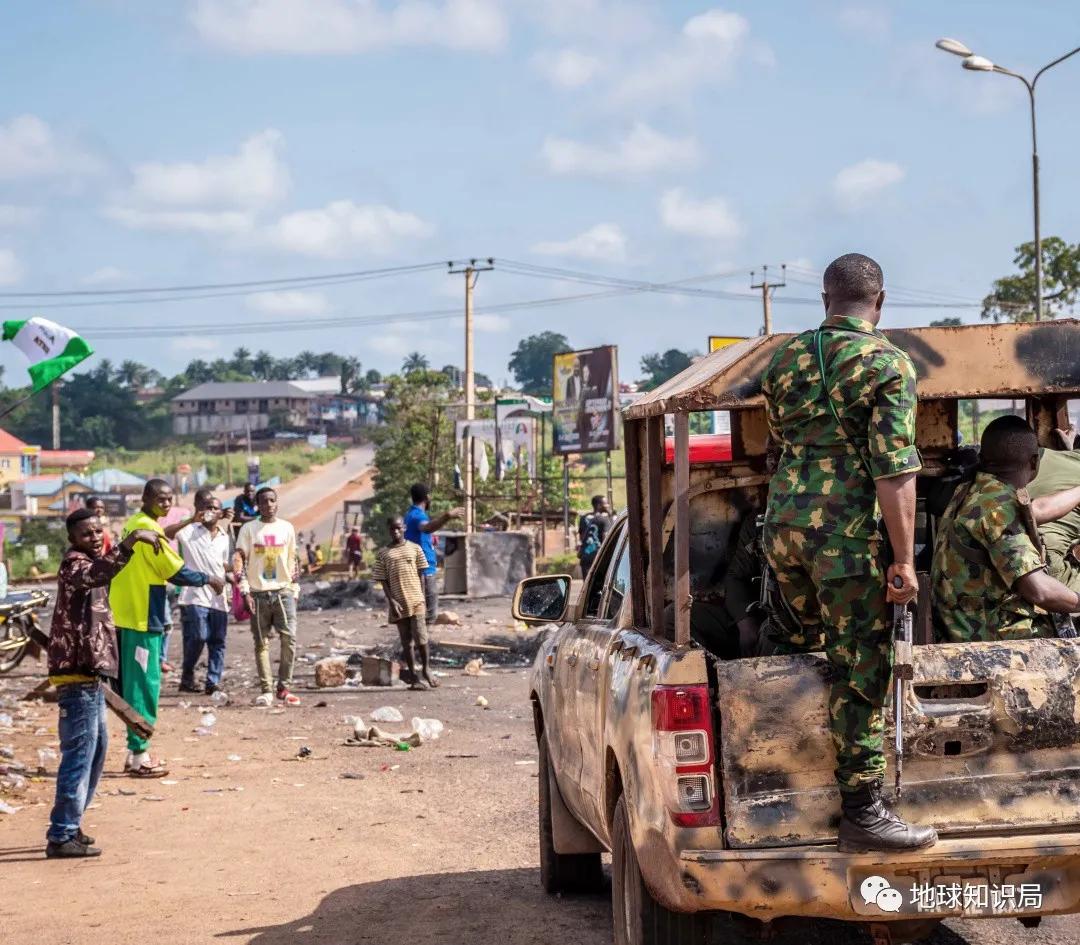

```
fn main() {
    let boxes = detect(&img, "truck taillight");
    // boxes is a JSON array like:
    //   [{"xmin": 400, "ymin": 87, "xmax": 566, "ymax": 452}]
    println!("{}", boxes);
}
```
[{"xmin": 651, "ymin": 685, "xmax": 720, "ymax": 827}]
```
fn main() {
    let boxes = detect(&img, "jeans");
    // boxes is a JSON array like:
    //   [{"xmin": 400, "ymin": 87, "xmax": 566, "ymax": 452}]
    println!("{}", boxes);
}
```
[
  {"xmin": 423, "ymin": 571, "xmax": 439, "ymax": 626},
  {"xmin": 250, "ymin": 590, "xmax": 297, "ymax": 693},
  {"xmin": 180, "ymin": 605, "xmax": 228, "ymax": 688},
  {"xmin": 47, "ymin": 683, "xmax": 107, "ymax": 844}
]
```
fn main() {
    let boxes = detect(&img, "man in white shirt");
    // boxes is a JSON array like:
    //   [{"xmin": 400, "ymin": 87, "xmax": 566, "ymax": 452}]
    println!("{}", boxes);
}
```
[
  {"xmin": 174, "ymin": 491, "xmax": 233, "ymax": 695},
  {"xmin": 235, "ymin": 487, "xmax": 301, "ymax": 707}
]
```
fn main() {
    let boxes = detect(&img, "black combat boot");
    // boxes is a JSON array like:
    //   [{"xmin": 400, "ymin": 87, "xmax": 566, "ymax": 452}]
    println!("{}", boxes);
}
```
[{"xmin": 837, "ymin": 783, "xmax": 937, "ymax": 853}]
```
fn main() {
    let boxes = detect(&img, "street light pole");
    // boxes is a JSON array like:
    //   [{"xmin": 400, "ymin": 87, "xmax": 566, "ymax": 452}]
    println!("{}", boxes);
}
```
[{"xmin": 936, "ymin": 39, "xmax": 1080, "ymax": 322}]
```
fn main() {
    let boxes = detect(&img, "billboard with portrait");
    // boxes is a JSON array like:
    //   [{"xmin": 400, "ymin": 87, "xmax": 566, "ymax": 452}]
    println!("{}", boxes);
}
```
[{"xmin": 552, "ymin": 345, "xmax": 619, "ymax": 455}]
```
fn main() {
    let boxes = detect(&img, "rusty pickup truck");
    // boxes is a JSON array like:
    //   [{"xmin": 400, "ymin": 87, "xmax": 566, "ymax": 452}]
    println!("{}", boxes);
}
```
[{"xmin": 514, "ymin": 320, "xmax": 1080, "ymax": 945}]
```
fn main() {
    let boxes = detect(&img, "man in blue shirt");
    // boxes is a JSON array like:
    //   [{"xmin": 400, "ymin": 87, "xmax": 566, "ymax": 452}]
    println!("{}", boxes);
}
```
[{"xmin": 404, "ymin": 483, "xmax": 463, "ymax": 626}]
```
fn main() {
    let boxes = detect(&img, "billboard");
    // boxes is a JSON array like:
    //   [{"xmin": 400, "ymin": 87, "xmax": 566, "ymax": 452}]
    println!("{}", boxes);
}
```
[
  {"xmin": 552, "ymin": 345, "xmax": 619, "ymax": 455},
  {"xmin": 708, "ymin": 335, "xmax": 749, "ymax": 352}
]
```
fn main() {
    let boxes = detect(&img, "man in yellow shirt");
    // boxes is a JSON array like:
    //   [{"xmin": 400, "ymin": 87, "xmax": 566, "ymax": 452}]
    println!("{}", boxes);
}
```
[{"xmin": 110, "ymin": 479, "xmax": 223, "ymax": 777}]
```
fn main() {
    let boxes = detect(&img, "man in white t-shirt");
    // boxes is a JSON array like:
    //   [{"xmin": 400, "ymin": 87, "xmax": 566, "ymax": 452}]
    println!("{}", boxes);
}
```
[
  {"xmin": 235, "ymin": 487, "xmax": 300, "ymax": 707},
  {"xmin": 174, "ymin": 491, "xmax": 233, "ymax": 695}
]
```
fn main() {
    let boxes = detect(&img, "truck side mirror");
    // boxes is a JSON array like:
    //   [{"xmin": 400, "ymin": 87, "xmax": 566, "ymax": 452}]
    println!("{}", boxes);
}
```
[{"xmin": 512, "ymin": 575, "xmax": 572, "ymax": 625}]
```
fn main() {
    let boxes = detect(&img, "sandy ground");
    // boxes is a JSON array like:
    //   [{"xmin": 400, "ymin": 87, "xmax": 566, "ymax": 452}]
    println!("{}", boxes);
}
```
[{"xmin": 2, "ymin": 592, "xmax": 1079, "ymax": 945}]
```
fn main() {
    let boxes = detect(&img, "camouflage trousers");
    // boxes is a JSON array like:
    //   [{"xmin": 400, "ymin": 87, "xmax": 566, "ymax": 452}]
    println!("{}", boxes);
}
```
[{"xmin": 763, "ymin": 524, "xmax": 892, "ymax": 793}]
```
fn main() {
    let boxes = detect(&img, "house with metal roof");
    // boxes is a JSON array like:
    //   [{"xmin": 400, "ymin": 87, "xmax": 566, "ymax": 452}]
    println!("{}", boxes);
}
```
[{"xmin": 171, "ymin": 380, "xmax": 315, "ymax": 435}]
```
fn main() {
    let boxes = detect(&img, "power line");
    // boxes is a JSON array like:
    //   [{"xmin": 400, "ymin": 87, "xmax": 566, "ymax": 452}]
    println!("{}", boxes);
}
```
[{"xmin": 0, "ymin": 261, "xmax": 448, "ymax": 298}]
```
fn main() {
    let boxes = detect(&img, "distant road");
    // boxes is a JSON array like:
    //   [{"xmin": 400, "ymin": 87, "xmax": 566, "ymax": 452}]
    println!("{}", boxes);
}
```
[{"xmin": 215, "ymin": 444, "xmax": 375, "ymax": 546}]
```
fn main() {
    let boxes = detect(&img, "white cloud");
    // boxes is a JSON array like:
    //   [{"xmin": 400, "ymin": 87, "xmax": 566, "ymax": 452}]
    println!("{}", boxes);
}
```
[
  {"xmin": 832, "ymin": 159, "xmax": 905, "ymax": 211},
  {"xmin": 0, "ymin": 205, "xmax": 39, "ymax": 227},
  {"xmin": 0, "ymin": 249, "xmax": 23, "ymax": 286},
  {"xmin": 262, "ymin": 199, "xmax": 434, "ymax": 258},
  {"xmin": 609, "ymin": 9, "xmax": 768, "ymax": 107},
  {"xmin": 82, "ymin": 266, "xmax": 133, "ymax": 285},
  {"xmin": 835, "ymin": 4, "xmax": 891, "ymax": 40},
  {"xmin": 369, "ymin": 333, "xmax": 412, "ymax": 357},
  {"xmin": 542, "ymin": 122, "xmax": 700, "ymax": 178},
  {"xmin": 532, "ymin": 223, "xmax": 628, "ymax": 262},
  {"xmin": 128, "ymin": 129, "xmax": 288, "ymax": 209},
  {"xmin": 450, "ymin": 313, "xmax": 510, "ymax": 333},
  {"xmin": 533, "ymin": 49, "xmax": 603, "ymax": 89},
  {"xmin": 246, "ymin": 290, "xmax": 331, "ymax": 315},
  {"xmin": 190, "ymin": 0, "xmax": 508, "ymax": 54},
  {"xmin": 104, "ymin": 206, "xmax": 255, "ymax": 235},
  {"xmin": 0, "ymin": 115, "xmax": 103, "ymax": 181},
  {"xmin": 659, "ymin": 188, "xmax": 742, "ymax": 241},
  {"xmin": 172, "ymin": 335, "xmax": 222, "ymax": 354}
]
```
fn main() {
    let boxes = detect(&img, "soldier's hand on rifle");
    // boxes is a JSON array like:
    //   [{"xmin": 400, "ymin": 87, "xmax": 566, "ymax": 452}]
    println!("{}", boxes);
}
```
[{"xmin": 886, "ymin": 562, "xmax": 918, "ymax": 605}]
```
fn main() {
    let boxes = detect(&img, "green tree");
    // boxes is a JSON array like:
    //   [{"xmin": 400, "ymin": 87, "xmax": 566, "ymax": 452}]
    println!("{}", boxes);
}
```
[
  {"xmin": 294, "ymin": 350, "xmax": 318, "ymax": 378},
  {"xmin": 982, "ymin": 236, "xmax": 1080, "ymax": 323},
  {"xmin": 370, "ymin": 371, "xmax": 457, "ymax": 544},
  {"xmin": 365, "ymin": 368, "xmax": 383, "ymax": 386},
  {"xmin": 402, "ymin": 351, "xmax": 430, "ymax": 374},
  {"xmin": 117, "ymin": 360, "xmax": 150, "ymax": 388},
  {"xmin": 252, "ymin": 350, "xmax": 275, "ymax": 380},
  {"xmin": 929, "ymin": 317, "xmax": 963, "ymax": 327},
  {"xmin": 231, "ymin": 347, "xmax": 253, "ymax": 375},
  {"xmin": 638, "ymin": 348, "xmax": 696, "ymax": 391},
  {"xmin": 508, "ymin": 331, "xmax": 569, "ymax": 396},
  {"xmin": 340, "ymin": 357, "xmax": 362, "ymax": 394}
]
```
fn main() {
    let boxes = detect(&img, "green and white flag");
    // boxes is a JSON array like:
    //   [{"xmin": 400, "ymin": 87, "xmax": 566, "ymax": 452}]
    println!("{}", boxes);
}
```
[{"xmin": 2, "ymin": 317, "xmax": 93, "ymax": 392}]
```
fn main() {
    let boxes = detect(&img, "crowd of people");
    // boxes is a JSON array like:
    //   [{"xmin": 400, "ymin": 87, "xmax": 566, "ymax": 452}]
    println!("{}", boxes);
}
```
[{"xmin": 42, "ymin": 474, "xmax": 465, "ymax": 859}]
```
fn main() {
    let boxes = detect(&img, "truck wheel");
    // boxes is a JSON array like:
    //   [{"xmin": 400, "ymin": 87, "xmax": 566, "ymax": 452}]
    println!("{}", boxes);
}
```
[
  {"xmin": 538, "ymin": 733, "xmax": 603, "ymax": 894},
  {"xmin": 612, "ymin": 796, "xmax": 710, "ymax": 945}
]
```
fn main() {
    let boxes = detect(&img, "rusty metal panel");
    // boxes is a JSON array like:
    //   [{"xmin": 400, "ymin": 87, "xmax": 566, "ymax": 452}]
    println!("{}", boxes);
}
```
[
  {"xmin": 673, "ymin": 413, "xmax": 691, "ymax": 647},
  {"xmin": 714, "ymin": 639, "xmax": 1080, "ymax": 848},
  {"xmin": 625, "ymin": 320, "xmax": 1080, "ymax": 419},
  {"xmin": 731, "ymin": 405, "xmax": 770, "ymax": 460},
  {"xmin": 645, "ymin": 415, "xmax": 665, "ymax": 640},
  {"xmin": 915, "ymin": 399, "xmax": 957, "ymax": 450},
  {"xmin": 623, "ymin": 419, "xmax": 647, "ymax": 629}
]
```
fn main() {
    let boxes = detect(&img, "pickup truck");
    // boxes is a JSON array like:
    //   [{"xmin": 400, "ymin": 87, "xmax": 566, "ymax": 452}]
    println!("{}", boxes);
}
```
[{"xmin": 514, "ymin": 320, "xmax": 1080, "ymax": 945}]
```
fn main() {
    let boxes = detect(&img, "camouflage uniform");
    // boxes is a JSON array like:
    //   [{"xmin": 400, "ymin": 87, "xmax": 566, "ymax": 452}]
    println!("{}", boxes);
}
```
[
  {"xmin": 762, "ymin": 314, "xmax": 921, "ymax": 792},
  {"xmin": 932, "ymin": 471, "xmax": 1053, "ymax": 642},
  {"xmin": 1028, "ymin": 448, "xmax": 1080, "ymax": 594}
]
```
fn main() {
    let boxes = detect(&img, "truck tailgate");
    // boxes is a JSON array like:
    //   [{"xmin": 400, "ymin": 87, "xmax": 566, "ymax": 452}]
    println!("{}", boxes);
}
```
[{"xmin": 714, "ymin": 639, "xmax": 1080, "ymax": 848}]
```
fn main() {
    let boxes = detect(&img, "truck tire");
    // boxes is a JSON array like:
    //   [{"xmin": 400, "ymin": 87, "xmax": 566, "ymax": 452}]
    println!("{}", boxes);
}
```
[
  {"xmin": 612, "ymin": 796, "xmax": 710, "ymax": 945},
  {"xmin": 538, "ymin": 733, "xmax": 603, "ymax": 894}
]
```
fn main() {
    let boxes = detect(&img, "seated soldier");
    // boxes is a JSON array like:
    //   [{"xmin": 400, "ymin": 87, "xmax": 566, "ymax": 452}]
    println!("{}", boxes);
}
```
[
  {"xmin": 1028, "ymin": 425, "xmax": 1080, "ymax": 594},
  {"xmin": 932, "ymin": 415, "xmax": 1080, "ymax": 642}
]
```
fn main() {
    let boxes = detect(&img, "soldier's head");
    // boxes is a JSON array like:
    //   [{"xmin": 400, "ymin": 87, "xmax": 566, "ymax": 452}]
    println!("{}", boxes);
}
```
[
  {"xmin": 822, "ymin": 253, "xmax": 885, "ymax": 323},
  {"xmin": 979, "ymin": 415, "xmax": 1040, "ymax": 487}
]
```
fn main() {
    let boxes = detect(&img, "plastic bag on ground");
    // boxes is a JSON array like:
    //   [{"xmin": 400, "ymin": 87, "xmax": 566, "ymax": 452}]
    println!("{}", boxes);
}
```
[
  {"xmin": 411, "ymin": 717, "xmax": 444, "ymax": 741},
  {"xmin": 370, "ymin": 706, "xmax": 404, "ymax": 723}
]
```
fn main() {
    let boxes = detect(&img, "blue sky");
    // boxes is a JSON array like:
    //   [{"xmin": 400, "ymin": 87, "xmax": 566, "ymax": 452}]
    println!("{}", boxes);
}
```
[{"xmin": 0, "ymin": 1, "xmax": 1076, "ymax": 387}]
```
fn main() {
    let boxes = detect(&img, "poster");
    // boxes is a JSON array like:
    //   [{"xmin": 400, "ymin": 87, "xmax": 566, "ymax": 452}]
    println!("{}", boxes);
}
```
[
  {"xmin": 708, "ymin": 335, "xmax": 749, "ymax": 352},
  {"xmin": 552, "ymin": 346, "xmax": 619, "ymax": 455},
  {"xmin": 455, "ymin": 417, "xmax": 537, "ymax": 478}
]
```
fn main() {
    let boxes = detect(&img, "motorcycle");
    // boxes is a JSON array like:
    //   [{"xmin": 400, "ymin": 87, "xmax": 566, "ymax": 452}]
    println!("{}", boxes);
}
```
[{"xmin": 0, "ymin": 589, "xmax": 51, "ymax": 674}]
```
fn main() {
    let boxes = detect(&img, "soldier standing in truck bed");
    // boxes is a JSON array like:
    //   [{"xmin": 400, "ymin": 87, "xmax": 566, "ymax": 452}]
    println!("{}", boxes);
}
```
[{"xmin": 761, "ymin": 252, "xmax": 937, "ymax": 853}]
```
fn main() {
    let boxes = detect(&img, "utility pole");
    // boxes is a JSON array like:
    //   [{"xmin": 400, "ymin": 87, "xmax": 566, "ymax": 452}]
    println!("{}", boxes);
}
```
[
  {"xmin": 447, "ymin": 258, "xmax": 494, "ymax": 533},
  {"xmin": 51, "ymin": 382, "xmax": 61, "ymax": 449},
  {"xmin": 751, "ymin": 264, "xmax": 786, "ymax": 336}
]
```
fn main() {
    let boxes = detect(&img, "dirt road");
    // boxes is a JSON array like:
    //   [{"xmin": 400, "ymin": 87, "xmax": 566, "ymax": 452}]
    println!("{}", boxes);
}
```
[{"xmin": 2, "ymin": 594, "xmax": 1079, "ymax": 945}]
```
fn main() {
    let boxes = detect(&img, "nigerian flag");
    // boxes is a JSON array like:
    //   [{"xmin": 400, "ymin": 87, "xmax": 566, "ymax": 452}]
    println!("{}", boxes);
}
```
[{"xmin": 2, "ymin": 317, "xmax": 93, "ymax": 392}]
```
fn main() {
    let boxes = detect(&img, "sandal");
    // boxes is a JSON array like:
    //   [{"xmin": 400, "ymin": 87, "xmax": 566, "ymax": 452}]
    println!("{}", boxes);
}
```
[{"xmin": 126, "ymin": 759, "xmax": 169, "ymax": 778}]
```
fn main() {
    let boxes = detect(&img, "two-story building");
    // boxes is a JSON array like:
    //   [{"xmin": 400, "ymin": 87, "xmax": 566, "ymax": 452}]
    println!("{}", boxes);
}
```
[{"xmin": 171, "ymin": 381, "xmax": 315, "ymax": 436}]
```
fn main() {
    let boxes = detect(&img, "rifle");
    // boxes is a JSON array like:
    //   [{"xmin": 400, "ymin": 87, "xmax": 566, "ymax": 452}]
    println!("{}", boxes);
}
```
[{"xmin": 891, "ymin": 576, "xmax": 914, "ymax": 798}]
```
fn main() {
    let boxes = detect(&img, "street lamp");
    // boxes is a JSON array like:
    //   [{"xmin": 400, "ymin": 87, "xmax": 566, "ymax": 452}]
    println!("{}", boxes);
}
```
[{"xmin": 936, "ymin": 38, "xmax": 1080, "ymax": 321}]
